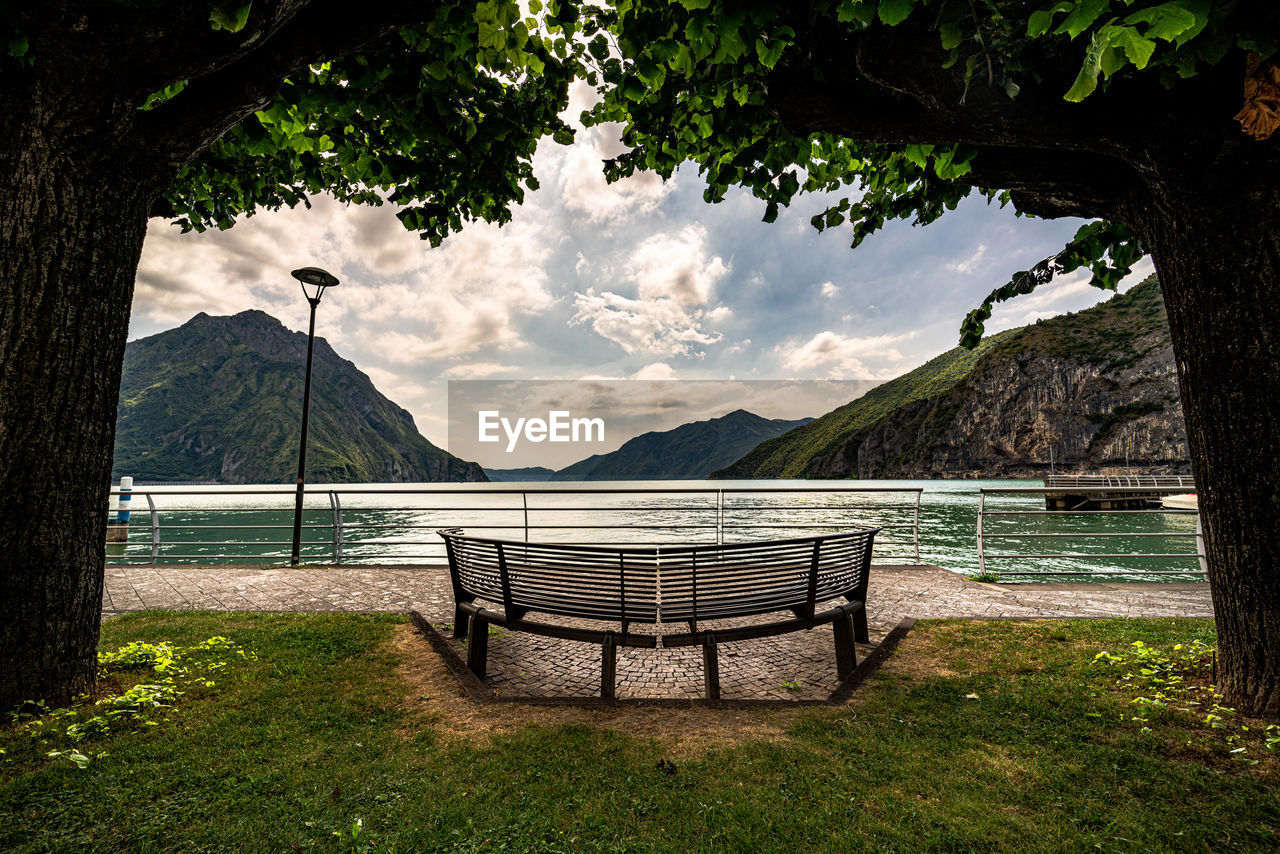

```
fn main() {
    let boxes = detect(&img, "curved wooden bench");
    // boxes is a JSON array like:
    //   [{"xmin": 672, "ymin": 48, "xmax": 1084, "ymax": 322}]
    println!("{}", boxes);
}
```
[{"xmin": 438, "ymin": 527, "xmax": 880, "ymax": 699}]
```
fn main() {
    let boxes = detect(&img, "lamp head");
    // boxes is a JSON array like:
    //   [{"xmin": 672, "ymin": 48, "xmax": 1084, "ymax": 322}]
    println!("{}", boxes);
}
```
[{"xmin": 291, "ymin": 267, "xmax": 340, "ymax": 302}]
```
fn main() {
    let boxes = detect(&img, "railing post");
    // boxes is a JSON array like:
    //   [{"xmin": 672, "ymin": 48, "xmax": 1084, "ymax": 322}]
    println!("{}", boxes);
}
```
[
  {"xmin": 976, "ymin": 490, "xmax": 986, "ymax": 576},
  {"xmin": 147, "ymin": 493, "xmax": 159, "ymax": 565},
  {"xmin": 913, "ymin": 489, "xmax": 921, "ymax": 564},
  {"xmin": 329, "ymin": 491, "xmax": 343, "ymax": 565},
  {"xmin": 1195, "ymin": 512, "xmax": 1208, "ymax": 579},
  {"xmin": 522, "ymin": 491, "xmax": 529, "ymax": 542},
  {"xmin": 716, "ymin": 490, "xmax": 724, "ymax": 545}
]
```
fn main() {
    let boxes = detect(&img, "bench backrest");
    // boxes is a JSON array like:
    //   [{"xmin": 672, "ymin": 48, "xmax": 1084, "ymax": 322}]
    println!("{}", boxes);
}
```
[
  {"xmin": 439, "ymin": 528, "xmax": 879, "ymax": 625},
  {"xmin": 658, "ymin": 529, "xmax": 878, "ymax": 622},
  {"xmin": 440, "ymin": 532, "xmax": 661, "ymax": 624}
]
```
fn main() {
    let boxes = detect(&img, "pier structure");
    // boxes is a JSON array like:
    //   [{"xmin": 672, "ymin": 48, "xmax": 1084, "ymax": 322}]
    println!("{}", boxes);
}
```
[{"xmin": 1042, "ymin": 474, "xmax": 1195, "ymax": 510}]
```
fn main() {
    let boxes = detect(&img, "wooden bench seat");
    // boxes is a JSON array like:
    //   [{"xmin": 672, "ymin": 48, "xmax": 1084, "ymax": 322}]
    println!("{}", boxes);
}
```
[{"xmin": 438, "ymin": 527, "xmax": 880, "ymax": 699}]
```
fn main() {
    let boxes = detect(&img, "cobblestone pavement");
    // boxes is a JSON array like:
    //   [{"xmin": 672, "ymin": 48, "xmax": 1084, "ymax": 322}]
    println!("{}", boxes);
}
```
[{"xmin": 103, "ymin": 563, "xmax": 1212, "ymax": 701}]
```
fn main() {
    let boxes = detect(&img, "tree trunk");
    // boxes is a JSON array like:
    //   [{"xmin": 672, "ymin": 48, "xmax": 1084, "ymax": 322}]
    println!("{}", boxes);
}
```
[
  {"xmin": 1139, "ymin": 183, "xmax": 1280, "ymax": 718},
  {"xmin": 0, "ymin": 147, "xmax": 150, "ymax": 708}
]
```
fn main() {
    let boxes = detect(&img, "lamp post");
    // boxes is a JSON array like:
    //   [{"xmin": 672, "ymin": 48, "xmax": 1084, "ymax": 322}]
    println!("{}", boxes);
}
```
[{"xmin": 290, "ymin": 266, "xmax": 340, "ymax": 565}]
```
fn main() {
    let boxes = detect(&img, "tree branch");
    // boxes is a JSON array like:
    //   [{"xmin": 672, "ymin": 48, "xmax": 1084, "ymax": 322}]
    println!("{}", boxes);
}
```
[
  {"xmin": 765, "ymin": 16, "xmax": 1245, "ymax": 223},
  {"xmin": 963, "ymin": 146, "xmax": 1141, "ymax": 221},
  {"xmin": 116, "ymin": 0, "xmax": 318, "ymax": 103},
  {"xmin": 18, "ymin": 1, "xmax": 317, "ymax": 109},
  {"xmin": 136, "ymin": 0, "xmax": 433, "ymax": 177}
]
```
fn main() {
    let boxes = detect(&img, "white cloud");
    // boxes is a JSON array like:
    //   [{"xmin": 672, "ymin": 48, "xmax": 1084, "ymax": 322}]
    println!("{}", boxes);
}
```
[
  {"xmin": 441, "ymin": 362, "xmax": 524, "ymax": 379},
  {"xmin": 137, "ymin": 195, "xmax": 555, "ymax": 366},
  {"xmin": 560, "ymin": 141, "xmax": 672, "ymax": 225},
  {"xmin": 333, "ymin": 219, "xmax": 554, "ymax": 360},
  {"xmin": 945, "ymin": 242, "xmax": 989, "ymax": 276},
  {"xmin": 775, "ymin": 331, "xmax": 912, "ymax": 379},
  {"xmin": 550, "ymin": 82, "xmax": 674, "ymax": 226},
  {"xmin": 820, "ymin": 281, "xmax": 840, "ymax": 299},
  {"xmin": 630, "ymin": 362, "xmax": 677, "ymax": 380},
  {"xmin": 570, "ymin": 225, "xmax": 730, "ymax": 357},
  {"xmin": 571, "ymin": 289, "xmax": 724, "ymax": 357},
  {"xmin": 628, "ymin": 226, "xmax": 729, "ymax": 305}
]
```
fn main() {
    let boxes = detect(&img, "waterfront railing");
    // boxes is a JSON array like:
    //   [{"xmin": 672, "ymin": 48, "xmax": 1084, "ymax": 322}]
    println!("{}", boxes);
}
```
[
  {"xmin": 1042, "ymin": 474, "xmax": 1195, "ymax": 489},
  {"xmin": 977, "ymin": 486, "xmax": 1205, "ymax": 580},
  {"xmin": 105, "ymin": 485, "xmax": 924, "ymax": 566}
]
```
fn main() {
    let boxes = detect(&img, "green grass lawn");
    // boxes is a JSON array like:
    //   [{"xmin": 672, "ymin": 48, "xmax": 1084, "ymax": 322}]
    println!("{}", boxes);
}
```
[{"xmin": 2, "ymin": 613, "xmax": 1276, "ymax": 852}]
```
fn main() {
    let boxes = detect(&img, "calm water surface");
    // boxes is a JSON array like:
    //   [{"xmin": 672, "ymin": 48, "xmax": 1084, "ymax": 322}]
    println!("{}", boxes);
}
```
[{"xmin": 106, "ymin": 479, "xmax": 1202, "ymax": 582}]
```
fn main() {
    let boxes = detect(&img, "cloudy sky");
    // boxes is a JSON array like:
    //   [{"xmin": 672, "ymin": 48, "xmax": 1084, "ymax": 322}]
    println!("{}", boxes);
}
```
[{"xmin": 132, "ymin": 81, "xmax": 1153, "ymax": 456}]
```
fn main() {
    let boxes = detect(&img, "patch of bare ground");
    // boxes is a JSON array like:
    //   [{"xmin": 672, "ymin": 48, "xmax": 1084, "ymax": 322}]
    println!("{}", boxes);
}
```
[{"xmin": 390, "ymin": 624, "xmax": 808, "ymax": 755}]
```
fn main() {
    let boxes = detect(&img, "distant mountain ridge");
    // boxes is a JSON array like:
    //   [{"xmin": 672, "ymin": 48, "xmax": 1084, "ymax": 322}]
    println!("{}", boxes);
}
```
[
  {"xmin": 551, "ymin": 409, "xmax": 813, "ymax": 480},
  {"xmin": 112, "ymin": 310, "xmax": 486, "ymax": 484},
  {"xmin": 483, "ymin": 466, "xmax": 557, "ymax": 482},
  {"xmin": 714, "ymin": 277, "xmax": 1187, "ymax": 479}
]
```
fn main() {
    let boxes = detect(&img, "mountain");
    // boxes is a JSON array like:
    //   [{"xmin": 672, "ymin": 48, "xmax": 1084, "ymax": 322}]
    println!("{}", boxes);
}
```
[
  {"xmin": 552, "ymin": 453, "xmax": 608, "ymax": 481},
  {"xmin": 714, "ymin": 277, "xmax": 1188, "ymax": 479},
  {"xmin": 713, "ymin": 332, "xmax": 1018, "ymax": 479},
  {"xmin": 482, "ymin": 466, "xmax": 557, "ymax": 482},
  {"xmin": 551, "ymin": 409, "xmax": 813, "ymax": 481},
  {"xmin": 112, "ymin": 310, "xmax": 486, "ymax": 484}
]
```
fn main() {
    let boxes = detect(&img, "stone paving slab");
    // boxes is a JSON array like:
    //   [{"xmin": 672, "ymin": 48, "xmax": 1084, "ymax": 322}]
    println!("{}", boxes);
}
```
[{"xmin": 102, "ymin": 563, "xmax": 1213, "ymax": 701}]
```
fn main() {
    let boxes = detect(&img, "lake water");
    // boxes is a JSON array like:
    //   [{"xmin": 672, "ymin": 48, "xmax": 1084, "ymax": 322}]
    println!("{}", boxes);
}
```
[{"xmin": 105, "ymin": 479, "xmax": 1203, "ymax": 582}]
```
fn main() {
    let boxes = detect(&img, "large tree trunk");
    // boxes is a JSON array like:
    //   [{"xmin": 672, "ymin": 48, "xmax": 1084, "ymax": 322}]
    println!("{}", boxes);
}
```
[
  {"xmin": 1139, "ymin": 181, "xmax": 1280, "ymax": 718},
  {"xmin": 0, "ymin": 146, "xmax": 150, "ymax": 708}
]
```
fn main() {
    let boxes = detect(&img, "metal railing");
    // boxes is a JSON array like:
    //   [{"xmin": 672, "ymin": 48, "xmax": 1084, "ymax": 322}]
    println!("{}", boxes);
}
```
[
  {"xmin": 105, "ymin": 485, "xmax": 923, "ymax": 566},
  {"xmin": 1043, "ymin": 474, "xmax": 1196, "ymax": 489},
  {"xmin": 977, "ymin": 486, "xmax": 1205, "ymax": 579}
]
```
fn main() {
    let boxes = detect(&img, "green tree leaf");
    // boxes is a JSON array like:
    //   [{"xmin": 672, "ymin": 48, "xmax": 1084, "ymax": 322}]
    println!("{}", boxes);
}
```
[
  {"xmin": 878, "ymin": 0, "xmax": 915, "ymax": 27},
  {"xmin": 1064, "ymin": 27, "xmax": 1109, "ymax": 100},
  {"xmin": 1055, "ymin": 0, "xmax": 1110, "ymax": 39},
  {"xmin": 208, "ymin": 3, "xmax": 252, "ymax": 34}
]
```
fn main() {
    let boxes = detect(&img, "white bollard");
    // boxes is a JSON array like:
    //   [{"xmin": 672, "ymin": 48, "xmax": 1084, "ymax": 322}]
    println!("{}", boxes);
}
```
[
  {"xmin": 117, "ymin": 476, "xmax": 133, "ymax": 523},
  {"xmin": 107, "ymin": 476, "xmax": 133, "ymax": 543}
]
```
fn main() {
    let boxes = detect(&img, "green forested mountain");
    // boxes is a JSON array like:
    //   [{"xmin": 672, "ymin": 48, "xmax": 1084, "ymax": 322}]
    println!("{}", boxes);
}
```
[
  {"xmin": 551, "ymin": 409, "xmax": 812, "ymax": 480},
  {"xmin": 712, "ymin": 332, "xmax": 1018, "ymax": 478},
  {"xmin": 714, "ymin": 278, "xmax": 1187, "ymax": 479},
  {"xmin": 112, "ymin": 311, "xmax": 485, "ymax": 483}
]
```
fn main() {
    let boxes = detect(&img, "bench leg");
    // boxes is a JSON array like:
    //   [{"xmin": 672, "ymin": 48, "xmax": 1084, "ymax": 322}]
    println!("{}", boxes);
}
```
[
  {"xmin": 600, "ymin": 633, "xmax": 617, "ymax": 700},
  {"xmin": 833, "ymin": 613, "xmax": 858, "ymax": 680},
  {"xmin": 703, "ymin": 634, "xmax": 720, "ymax": 700},
  {"xmin": 852, "ymin": 606, "xmax": 870, "ymax": 644},
  {"xmin": 466, "ymin": 614, "xmax": 489, "ymax": 678},
  {"xmin": 452, "ymin": 605, "xmax": 471, "ymax": 639}
]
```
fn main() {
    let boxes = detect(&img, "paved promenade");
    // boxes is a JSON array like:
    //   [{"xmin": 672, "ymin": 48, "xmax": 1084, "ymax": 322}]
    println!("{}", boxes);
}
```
[{"xmin": 103, "ymin": 563, "xmax": 1213, "ymax": 701}]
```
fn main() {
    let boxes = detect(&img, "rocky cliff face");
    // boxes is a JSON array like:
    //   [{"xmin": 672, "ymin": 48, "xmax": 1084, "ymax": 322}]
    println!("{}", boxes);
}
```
[
  {"xmin": 806, "ymin": 278, "xmax": 1187, "ymax": 477},
  {"xmin": 113, "ymin": 310, "xmax": 486, "ymax": 484}
]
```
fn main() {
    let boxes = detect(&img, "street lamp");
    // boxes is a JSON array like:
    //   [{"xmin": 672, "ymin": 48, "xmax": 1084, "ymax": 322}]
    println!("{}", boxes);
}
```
[{"xmin": 290, "ymin": 266, "xmax": 340, "ymax": 565}]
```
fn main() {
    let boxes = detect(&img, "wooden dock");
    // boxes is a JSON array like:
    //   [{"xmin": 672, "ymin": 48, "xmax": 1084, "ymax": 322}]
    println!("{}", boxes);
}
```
[{"xmin": 1042, "ymin": 475, "xmax": 1196, "ymax": 510}]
